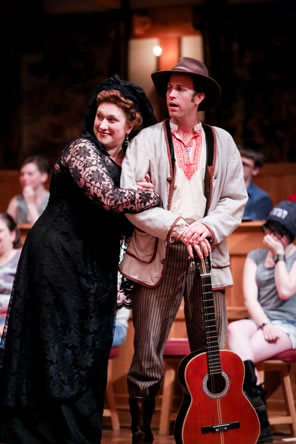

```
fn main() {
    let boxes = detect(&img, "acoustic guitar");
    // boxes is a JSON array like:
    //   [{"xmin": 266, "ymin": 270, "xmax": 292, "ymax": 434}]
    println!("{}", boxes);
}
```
[{"xmin": 174, "ymin": 256, "xmax": 260, "ymax": 444}]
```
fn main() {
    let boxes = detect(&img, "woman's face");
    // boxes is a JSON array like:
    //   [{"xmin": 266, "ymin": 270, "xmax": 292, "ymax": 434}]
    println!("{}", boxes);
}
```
[
  {"xmin": 93, "ymin": 102, "xmax": 132, "ymax": 151},
  {"xmin": 19, "ymin": 162, "xmax": 47, "ymax": 190},
  {"xmin": 0, "ymin": 219, "xmax": 15, "ymax": 256}
]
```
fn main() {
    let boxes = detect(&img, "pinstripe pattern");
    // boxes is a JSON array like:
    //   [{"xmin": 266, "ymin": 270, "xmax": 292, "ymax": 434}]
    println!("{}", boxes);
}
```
[{"xmin": 127, "ymin": 241, "xmax": 227, "ymax": 398}]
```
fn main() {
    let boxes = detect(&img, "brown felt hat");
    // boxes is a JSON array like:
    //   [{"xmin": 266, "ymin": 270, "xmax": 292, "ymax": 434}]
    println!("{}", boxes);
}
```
[{"xmin": 151, "ymin": 57, "xmax": 221, "ymax": 110}]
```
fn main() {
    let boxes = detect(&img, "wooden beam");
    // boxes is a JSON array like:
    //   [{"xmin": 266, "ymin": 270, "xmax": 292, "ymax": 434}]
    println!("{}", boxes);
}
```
[
  {"xmin": 158, "ymin": 37, "xmax": 179, "ymax": 71},
  {"xmin": 132, "ymin": 7, "xmax": 197, "ymax": 38}
]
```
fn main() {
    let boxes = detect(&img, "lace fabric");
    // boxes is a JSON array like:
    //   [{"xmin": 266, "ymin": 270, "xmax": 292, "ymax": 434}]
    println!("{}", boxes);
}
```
[
  {"xmin": 58, "ymin": 137, "xmax": 159, "ymax": 214},
  {"xmin": 0, "ymin": 136, "xmax": 159, "ymax": 408}
]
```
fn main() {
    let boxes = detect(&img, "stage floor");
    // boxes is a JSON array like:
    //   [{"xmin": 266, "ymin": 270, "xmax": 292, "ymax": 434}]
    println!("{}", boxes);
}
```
[{"xmin": 102, "ymin": 426, "xmax": 296, "ymax": 443}]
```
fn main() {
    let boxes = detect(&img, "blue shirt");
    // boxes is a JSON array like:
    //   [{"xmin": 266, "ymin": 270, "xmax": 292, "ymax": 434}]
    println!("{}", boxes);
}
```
[{"xmin": 243, "ymin": 181, "xmax": 272, "ymax": 221}]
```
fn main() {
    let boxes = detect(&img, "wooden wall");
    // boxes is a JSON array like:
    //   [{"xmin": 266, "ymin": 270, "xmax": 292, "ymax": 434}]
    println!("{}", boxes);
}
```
[
  {"xmin": 0, "ymin": 170, "xmax": 22, "ymax": 212},
  {"xmin": 1, "ymin": 161, "xmax": 296, "ymax": 213},
  {"xmin": 254, "ymin": 162, "xmax": 296, "ymax": 207},
  {"xmin": 0, "ymin": 170, "xmax": 51, "ymax": 213}
]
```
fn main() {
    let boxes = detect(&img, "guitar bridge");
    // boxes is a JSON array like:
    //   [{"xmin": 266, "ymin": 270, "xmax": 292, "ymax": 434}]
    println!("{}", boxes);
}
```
[{"xmin": 202, "ymin": 421, "xmax": 240, "ymax": 434}]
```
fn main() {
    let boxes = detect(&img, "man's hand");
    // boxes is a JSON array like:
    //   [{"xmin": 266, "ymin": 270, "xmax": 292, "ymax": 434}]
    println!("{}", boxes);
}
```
[{"xmin": 180, "ymin": 221, "xmax": 211, "ymax": 259}]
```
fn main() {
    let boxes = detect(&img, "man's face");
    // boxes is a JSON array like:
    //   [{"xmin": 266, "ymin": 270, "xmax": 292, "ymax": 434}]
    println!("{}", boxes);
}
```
[
  {"xmin": 241, "ymin": 155, "xmax": 258, "ymax": 184},
  {"xmin": 166, "ymin": 73, "xmax": 205, "ymax": 124}
]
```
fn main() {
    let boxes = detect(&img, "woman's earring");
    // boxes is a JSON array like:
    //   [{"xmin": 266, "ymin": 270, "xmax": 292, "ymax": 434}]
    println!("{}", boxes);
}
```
[{"xmin": 123, "ymin": 134, "xmax": 129, "ymax": 150}]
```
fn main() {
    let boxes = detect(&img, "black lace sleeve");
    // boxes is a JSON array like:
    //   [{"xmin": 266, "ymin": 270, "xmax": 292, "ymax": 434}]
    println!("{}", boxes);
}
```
[{"xmin": 60, "ymin": 138, "xmax": 160, "ymax": 213}]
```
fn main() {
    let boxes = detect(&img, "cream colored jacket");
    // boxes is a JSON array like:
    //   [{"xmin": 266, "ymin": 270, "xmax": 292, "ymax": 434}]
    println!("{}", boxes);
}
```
[{"xmin": 119, "ymin": 121, "xmax": 247, "ymax": 289}]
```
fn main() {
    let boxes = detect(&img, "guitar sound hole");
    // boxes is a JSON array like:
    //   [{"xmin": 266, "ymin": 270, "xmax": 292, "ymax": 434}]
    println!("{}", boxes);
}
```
[{"xmin": 207, "ymin": 374, "xmax": 226, "ymax": 394}]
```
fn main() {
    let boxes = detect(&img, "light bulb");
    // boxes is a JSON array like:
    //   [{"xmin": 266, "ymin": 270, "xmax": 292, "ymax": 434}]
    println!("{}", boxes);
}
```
[{"xmin": 153, "ymin": 45, "xmax": 163, "ymax": 57}]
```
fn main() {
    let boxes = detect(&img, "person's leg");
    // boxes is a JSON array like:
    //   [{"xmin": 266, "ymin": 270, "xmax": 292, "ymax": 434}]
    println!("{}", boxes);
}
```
[
  {"xmin": 227, "ymin": 319, "xmax": 258, "ymax": 360},
  {"xmin": 127, "ymin": 242, "xmax": 188, "ymax": 443},
  {"xmin": 128, "ymin": 242, "xmax": 189, "ymax": 399},
  {"xmin": 240, "ymin": 358, "xmax": 273, "ymax": 444},
  {"xmin": 112, "ymin": 320, "xmax": 127, "ymax": 347},
  {"xmin": 251, "ymin": 330, "xmax": 292, "ymax": 443},
  {"xmin": 229, "ymin": 321, "xmax": 293, "ymax": 379},
  {"xmin": 228, "ymin": 321, "xmax": 287, "ymax": 444},
  {"xmin": 251, "ymin": 329, "xmax": 292, "ymax": 364}
]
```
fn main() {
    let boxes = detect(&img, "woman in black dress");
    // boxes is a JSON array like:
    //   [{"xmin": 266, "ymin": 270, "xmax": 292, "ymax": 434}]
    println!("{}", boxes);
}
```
[{"xmin": 0, "ymin": 75, "xmax": 159, "ymax": 443}]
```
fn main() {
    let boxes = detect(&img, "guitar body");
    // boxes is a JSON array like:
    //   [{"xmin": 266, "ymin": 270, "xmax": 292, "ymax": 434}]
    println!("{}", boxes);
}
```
[{"xmin": 174, "ymin": 349, "xmax": 260, "ymax": 444}]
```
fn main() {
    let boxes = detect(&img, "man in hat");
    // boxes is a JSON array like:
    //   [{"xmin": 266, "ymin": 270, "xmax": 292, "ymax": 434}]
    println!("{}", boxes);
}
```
[{"xmin": 119, "ymin": 57, "xmax": 248, "ymax": 443}]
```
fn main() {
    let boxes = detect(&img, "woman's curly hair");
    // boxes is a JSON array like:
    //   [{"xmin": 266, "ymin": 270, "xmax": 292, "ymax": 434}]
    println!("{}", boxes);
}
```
[{"xmin": 96, "ymin": 89, "xmax": 143, "ymax": 133}]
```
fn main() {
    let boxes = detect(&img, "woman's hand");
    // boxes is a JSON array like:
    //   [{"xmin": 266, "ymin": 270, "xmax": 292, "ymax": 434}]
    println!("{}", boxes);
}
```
[
  {"xmin": 263, "ymin": 233, "xmax": 284, "ymax": 256},
  {"xmin": 23, "ymin": 185, "xmax": 35, "ymax": 205},
  {"xmin": 261, "ymin": 323, "xmax": 281, "ymax": 343},
  {"xmin": 22, "ymin": 185, "xmax": 41, "ymax": 223},
  {"xmin": 136, "ymin": 174, "xmax": 154, "ymax": 191}
]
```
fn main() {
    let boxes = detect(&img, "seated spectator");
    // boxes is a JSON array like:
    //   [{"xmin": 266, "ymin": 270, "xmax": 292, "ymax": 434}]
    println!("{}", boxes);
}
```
[
  {"xmin": 7, "ymin": 155, "xmax": 50, "ymax": 225},
  {"xmin": 288, "ymin": 192, "xmax": 296, "ymax": 202},
  {"xmin": 113, "ymin": 240, "xmax": 132, "ymax": 347},
  {"xmin": 112, "ymin": 307, "xmax": 130, "ymax": 347},
  {"xmin": 239, "ymin": 146, "xmax": 272, "ymax": 220},
  {"xmin": 0, "ymin": 213, "xmax": 22, "ymax": 338},
  {"xmin": 227, "ymin": 200, "xmax": 296, "ymax": 444}
]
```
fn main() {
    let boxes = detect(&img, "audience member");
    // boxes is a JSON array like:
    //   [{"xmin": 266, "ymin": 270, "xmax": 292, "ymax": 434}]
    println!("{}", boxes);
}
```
[
  {"xmin": 0, "ymin": 213, "xmax": 21, "ymax": 339},
  {"xmin": 7, "ymin": 155, "xmax": 50, "ymax": 225},
  {"xmin": 239, "ymin": 146, "xmax": 272, "ymax": 220},
  {"xmin": 228, "ymin": 200, "xmax": 296, "ymax": 443}
]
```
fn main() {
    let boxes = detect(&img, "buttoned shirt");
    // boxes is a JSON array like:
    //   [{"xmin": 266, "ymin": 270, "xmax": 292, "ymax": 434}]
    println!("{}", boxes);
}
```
[{"xmin": 170, "ymin": 121, "xmax": 207, "ymax": 223}]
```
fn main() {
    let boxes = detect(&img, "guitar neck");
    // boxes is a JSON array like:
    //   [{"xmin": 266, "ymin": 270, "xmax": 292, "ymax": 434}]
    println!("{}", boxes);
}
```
[{"xmin": 200, "ymin": 258, "xmax": 221, "ymax": 377}]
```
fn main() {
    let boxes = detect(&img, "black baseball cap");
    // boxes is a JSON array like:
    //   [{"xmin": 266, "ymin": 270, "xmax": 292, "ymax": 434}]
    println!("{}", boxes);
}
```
[{"xmin": 266, "ymin": 200, "xmax": 296, "ymax": 239}]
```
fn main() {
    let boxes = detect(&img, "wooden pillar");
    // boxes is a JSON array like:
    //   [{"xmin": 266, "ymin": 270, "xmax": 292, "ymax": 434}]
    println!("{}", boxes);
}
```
[{"xmin": 158, "ymin": 37, "xmax": 179, "ymax": 71}]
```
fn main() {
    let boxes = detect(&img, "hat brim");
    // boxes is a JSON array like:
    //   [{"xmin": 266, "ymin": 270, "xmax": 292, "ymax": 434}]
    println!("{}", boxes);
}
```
[{"xmin": 151, "ymin": 70, "xmax": 221, "ymax": 110}]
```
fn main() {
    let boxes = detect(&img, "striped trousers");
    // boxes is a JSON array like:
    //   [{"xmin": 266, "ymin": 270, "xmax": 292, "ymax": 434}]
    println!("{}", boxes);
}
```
[{"xmin": 127, "ymin": 241, "xmax": 228, "ymax": 398}]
